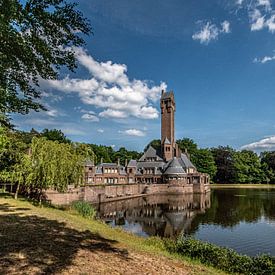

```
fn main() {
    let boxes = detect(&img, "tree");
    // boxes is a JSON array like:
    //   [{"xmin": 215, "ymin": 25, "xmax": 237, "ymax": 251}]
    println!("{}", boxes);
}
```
[
  {"xmin": 0, "ymin": 0, "xmax": 91, "ymax": 117},
  {"xmin": 176, "ymin": 138, "xmax": 198, "ymax": 158},
  {"xmin": 26, "ymin": 137, "xmax": 85, "ymax": 200},
  {"xmin": 193, "ymin": 149, "xmax": 217, "ymax": 180},
  {"xmin": 211, "ymin": 146, "xmax": 236, "ymax": 183},
  {"xmin": 0, "ymin": 126, "xmax": 28, "ymax": 194},
  {"xmin": 261, "ymin": 151, "xmax": 275, "ymax": 183},
  {"xmin": 112, "ymin": 147, "xmax": 142, "ymax": 165},
  {"xmin": 144, "ymin": 139, "xmax": 161, "ymax": 151},
  {"xmin": 41, "ymin": 128, "xmax": 71, "ymax": 143},
  {"xmin": 233, "ymin": 150, "xmax": 266, "ymax": 183}
]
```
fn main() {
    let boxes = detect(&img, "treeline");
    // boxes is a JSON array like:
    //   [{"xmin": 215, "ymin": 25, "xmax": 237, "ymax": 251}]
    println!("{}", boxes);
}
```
[
  {"xmin": 16, "ymin": 128, "xmax": 142, "ymax": 165},
  {"xmin": 1, "ymin": 126, "xmax": 275, "ymax": 195},
  {"xmin": 148, "ymin": 138, "xmax": 275, "ymax": 184},
  {"xmin": 0, "ymin": 127, "xmax": 142, "ymax": 198}
]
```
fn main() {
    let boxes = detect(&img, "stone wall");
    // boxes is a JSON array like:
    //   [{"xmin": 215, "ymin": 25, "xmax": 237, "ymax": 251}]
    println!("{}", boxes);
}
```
[
  {"xmin": 45, "ymin": 183, "xmax": 210, "ymax": 206},
  {"xmin": 46, "ymin": 184, "xmax": 146, "ymax": 205}
]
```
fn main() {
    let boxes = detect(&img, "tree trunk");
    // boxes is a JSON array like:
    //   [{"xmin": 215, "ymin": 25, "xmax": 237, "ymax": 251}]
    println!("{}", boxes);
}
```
[{"xmin": 14, "ymin": 183, "xmax": 20, "ymax": 200}]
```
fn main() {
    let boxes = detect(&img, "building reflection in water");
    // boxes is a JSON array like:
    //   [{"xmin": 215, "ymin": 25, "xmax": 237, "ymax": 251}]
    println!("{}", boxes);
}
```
[{"xmin": 95, "ymin": 193, "xmax": 211, "ymax": 238}]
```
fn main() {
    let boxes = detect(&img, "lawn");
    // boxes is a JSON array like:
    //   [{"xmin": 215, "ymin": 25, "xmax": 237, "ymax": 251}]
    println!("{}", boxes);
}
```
[{"xmin": 0, "ymin": 193, "xmax": 225, "ymax": 274}]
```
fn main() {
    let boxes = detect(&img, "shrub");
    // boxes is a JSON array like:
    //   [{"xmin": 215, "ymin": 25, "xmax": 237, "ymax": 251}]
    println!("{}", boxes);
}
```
[
  {"xmin": 166, "ymin": 237, "xmax": 275, "ymax": 274},
  {"xmin": 71, "ymin": 201, "xmax": 96, "ymax": 219}
]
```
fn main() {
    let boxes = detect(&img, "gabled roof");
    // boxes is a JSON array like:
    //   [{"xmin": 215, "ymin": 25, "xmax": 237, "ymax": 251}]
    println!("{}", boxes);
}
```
[
  {"xmin": 179, "ymin": 153, "xmax": 196, "ymax": 169},
  {"xmin": 139, "ymin": 146, "xmax": 163, "ymax": 161},
  {"xmin": 164, "ymin": 137, "xmax": 171, "ymax": 144},
  {"xmin": 163, "ymin": 157, "xmax": 186, "ymax": 175},
  {"xmin": 98, "ymin": 163, "xmax": 118, "ymax": 167},
  {"xmin": 128, "ymin": 159, "xmax": 137, "ymax": 167}
]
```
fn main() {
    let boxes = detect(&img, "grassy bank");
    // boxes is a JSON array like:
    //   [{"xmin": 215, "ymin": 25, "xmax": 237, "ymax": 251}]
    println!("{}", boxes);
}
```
[
  {"xmin": 211, "ymin": 184, "xmax": 275, "ymax": 189},
  {"xmin": 0, "ymin": 193, "xmax": 224, "ymax": 275}
]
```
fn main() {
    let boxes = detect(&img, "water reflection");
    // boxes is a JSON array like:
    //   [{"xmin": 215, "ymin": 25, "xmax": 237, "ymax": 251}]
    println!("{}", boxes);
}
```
[
  {"xmin": 95, "ymin": 188, "xmax": 275, "ymax": 256},
  {"xmin": 95, "ymin": 193, "xmax": 211, "ymax": 238}
]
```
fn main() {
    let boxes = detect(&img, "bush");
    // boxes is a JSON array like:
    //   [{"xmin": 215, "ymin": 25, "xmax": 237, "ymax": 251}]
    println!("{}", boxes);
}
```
[
  {"xmin": 71, "ymin": 201, "xmax": 96, "ymax": 219},
  {"xmin": 166, "ymin": 237, "xmax": 275, "ymax": 274}
]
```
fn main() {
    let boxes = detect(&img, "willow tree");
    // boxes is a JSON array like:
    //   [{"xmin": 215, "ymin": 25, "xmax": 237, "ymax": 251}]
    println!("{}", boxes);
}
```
[
  {"xmin": 27, "ymin": 137, "xmax": 85, "ymax": 199},
  {"xmin": 0, "ymin": 126, "xmax": 28, "ymax": 193}
]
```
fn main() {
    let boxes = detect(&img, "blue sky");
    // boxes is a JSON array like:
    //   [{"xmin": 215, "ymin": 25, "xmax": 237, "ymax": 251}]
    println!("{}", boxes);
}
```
[{"xmin": 13, "ymin": 0, "xmax": 275, "ymax": 152}]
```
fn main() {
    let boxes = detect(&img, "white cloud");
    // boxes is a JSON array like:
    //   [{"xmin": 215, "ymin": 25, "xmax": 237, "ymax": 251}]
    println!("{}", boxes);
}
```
[
  {"xmin": 41, "ymin": 91, "xmax": 63, "ymax": 103},
  {"xmin": 119, "ymin": 129, "xmax": 146, "ymax": 137},
  {"xmin": 81, "ymin": 112, "xmax": 99, "ymax": 122},
  {"xmin": 257, "ymin": 0, "xmax": 271, "ymax": 10},
  {"xmin": 254, "ymin": 54, "xmax": 275, "ymax": 63},
  {"xmin": 248, "ymin": 1, "xmax": 275, "ymax": 32},
  {"xmin": 99, "ymin": 109, "xmax": 128, "ymax": 119},
  {"xmin": 236, "ymin": 0, "xmax": 244, "ymax": 5},
  {"xmin": 221, "ymin": 21, "xmax": 231, "ymax": 33},
  {"xmin": 97, "ymin": 129, "xmax": 104, "ymax": 133},
  {"xmin": 192, "ymin": 21, "xmax": 230, "ymax": 45},
  {"xmin": 241, "ymin": 136, "xmax": 275, "ymax": 151},
  {"xmin": 46, "ymin": 109, "xmax": 59, "ymax": 117},
  {"xmin": 46, "ymin": 47, "xmax": 166, "ymax": 120},
  {"xmin": 265, "ymin": 14, "xmax": 275, "ymax": 31}
]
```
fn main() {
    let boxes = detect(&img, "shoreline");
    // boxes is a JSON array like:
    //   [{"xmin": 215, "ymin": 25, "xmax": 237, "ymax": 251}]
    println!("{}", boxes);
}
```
[{"xmin": 210, "ymin": 184, "xmax": 275, "ymax": 189}]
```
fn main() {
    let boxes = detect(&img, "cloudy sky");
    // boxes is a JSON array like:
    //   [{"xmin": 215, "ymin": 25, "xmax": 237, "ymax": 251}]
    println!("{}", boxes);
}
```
[{"xmin": 13, "ymin": 0, "xmax": 275, "ymax": 152}]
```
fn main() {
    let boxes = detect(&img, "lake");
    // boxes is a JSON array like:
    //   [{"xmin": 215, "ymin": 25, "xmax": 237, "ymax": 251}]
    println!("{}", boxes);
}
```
[{"xmin": 95, "ymin": 188, "xmax": 275, "ymax": 256}]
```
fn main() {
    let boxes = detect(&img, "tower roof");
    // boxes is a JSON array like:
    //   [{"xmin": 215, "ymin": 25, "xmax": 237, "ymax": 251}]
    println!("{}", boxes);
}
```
[
  {"xmin": 163, "ymin": 157, "xmax": 186, "ymax": 175},
  {"xmin": 161, "ymin": 90, "xmax": 174, "ymax": 100},
  {"xmin": 164, "ymin": 137, "xmax": 171, "ymax": 144}
]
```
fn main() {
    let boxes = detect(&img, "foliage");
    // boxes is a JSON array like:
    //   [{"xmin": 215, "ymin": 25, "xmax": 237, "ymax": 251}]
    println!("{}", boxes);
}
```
[
  {"xmin": 261, "ymin": 151, "xmax": 275, "ymax": 183},
  {"xmin": 168, "ymin": 237, "xmax": 275, "ymax": 274},
  {"xmin": 111, "ymin": 147, "xmax": 142, "ymax": 165},
  {"xmin": 233, "ymin": 150, "xmax": 266, "ymax": 183},
  {"xmin": 0, "ymin": 127, "xmax": 27, "ymax": 183},
  {"xmin": 89, "ymin": 144, "xmax": 114, "ymax": 164},
  {"xmin": 27, "ymin": 137, "xmax": 84, "ymax": 193},
  {"xmin": 89, "ymin": 144, "xmax": 141, "ymax": 165},
  {"xmin": 144, "ymin": 139, "xmax": 161, "ymax": 151},
  {"xmin": 71, "ymin": 200, "xmax": 96, "ymax": 219},
  {"xmin": 192, "ymin": 149, "xmax": 217, "ymax": 180},
  {"xmin": 0, "ymin": 0, "xmax": 91, "ymax": 115},
  {"xmin": 176, "ymin": 138, "xmax": 198, "ymax": 157},
  {"xmin": 41, "ymin": 128, "xmax": 71, "ymax": 143},
  {"xmin": 211, "ymin": 146, "xmax": 236, "ymax": 183}
]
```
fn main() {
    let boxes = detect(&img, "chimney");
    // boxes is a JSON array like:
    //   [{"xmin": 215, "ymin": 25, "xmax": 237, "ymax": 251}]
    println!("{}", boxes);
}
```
[
  {"xmin": 125, "ymin": 159, "xmax": 128, "ymax": 167},
  {"xmin": 161, "ymin": 89, "xmax": 164, "ymax": 96},
  {"xmin": 100, "ymin": 157, "xmax": 103, "ymax": 164},
  {"xmin": 117, "ymin": 158, "xmax": 120, "ymax": 166}
]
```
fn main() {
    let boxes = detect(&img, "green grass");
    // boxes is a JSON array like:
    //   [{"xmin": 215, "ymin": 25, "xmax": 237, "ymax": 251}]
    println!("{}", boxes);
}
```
[
  {"xmin": 71, "ymin": 200, "xmax": 96, "ymax": 219},
  {"xmin": 0, "ymin": 193, "xmax": 225, "ymax": 275}
]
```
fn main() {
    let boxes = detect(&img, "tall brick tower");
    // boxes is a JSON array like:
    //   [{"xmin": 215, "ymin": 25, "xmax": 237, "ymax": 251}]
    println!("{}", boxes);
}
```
[{"xmin": 160, "ymin": 90, "xmax": 179, "ymax": 161}]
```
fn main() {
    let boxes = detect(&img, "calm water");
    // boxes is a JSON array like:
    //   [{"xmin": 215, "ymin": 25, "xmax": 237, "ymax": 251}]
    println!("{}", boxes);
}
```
[{"xmin": 95, "ymin": 188, "xmax": 275, "ymax": 256}]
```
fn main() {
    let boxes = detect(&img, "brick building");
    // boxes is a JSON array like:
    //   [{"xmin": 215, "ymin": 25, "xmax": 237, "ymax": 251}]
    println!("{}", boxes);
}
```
[{"xmin": 84, "ymin": 90, "xmax": 209, "ymax": 187}]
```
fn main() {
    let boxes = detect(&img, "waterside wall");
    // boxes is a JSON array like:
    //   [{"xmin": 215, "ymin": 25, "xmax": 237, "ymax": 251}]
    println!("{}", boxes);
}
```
[{"xmin": 46, "ymin": 183, "xmax": 210, "ymax": 205}]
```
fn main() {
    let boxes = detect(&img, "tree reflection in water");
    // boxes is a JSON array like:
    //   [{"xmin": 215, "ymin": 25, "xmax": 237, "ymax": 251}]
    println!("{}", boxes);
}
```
[{"xmin": 96, "ymin": 189, "xmax": 275, "ymax": 256}]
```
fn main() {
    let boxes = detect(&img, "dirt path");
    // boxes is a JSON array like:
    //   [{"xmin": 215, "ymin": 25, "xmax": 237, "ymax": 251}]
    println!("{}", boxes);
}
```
[
  {"xmin": 0, "ymin": 197, "xmax": 219, "ymax": 275},
  {"xmin": 62, "ymin": 248, "xmax": 189, "ymax": 275}
]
